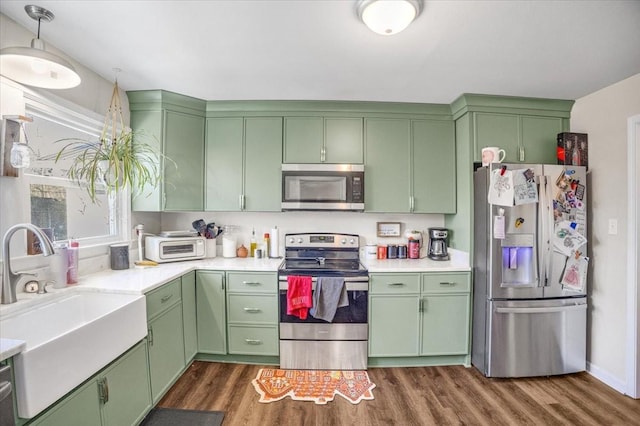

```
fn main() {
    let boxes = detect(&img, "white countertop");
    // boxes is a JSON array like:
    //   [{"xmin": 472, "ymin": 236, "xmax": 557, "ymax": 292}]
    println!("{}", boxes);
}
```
[{"xmin": 1, "ymin": 251, "xmax": 469, "ymax": 361}]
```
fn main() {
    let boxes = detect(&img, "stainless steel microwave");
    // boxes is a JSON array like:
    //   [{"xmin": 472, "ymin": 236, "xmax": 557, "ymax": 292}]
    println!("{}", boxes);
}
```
[{"xmin": 281, "ymin": 164, "xmax": 364, "ymax": 211}]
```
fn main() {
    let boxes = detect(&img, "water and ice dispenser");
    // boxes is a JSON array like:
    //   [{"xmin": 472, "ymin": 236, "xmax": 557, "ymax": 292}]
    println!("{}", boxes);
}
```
[{"xmin": 500, "ymin": 233, "xmax": 537, "ymax": 287}]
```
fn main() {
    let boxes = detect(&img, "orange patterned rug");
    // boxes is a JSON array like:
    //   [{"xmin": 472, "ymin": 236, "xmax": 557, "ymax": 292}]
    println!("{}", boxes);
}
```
[{"xmin": 251, "ymin": 368, "xmax": 376, "ymax": 405}]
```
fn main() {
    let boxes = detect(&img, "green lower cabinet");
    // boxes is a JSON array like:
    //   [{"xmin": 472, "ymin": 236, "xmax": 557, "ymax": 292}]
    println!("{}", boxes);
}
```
[
  {"xmin": 369, "ymin": 295, "xmax": 420, "ymax": 356},
  {"xmin": 182, "ymin": 271, "xmax": 198, "ymax": 361},
  {"xmin": 196, "ymin": 271, "xmax": 227, "ymax": 354},
  {"xmin": 100, "ymin": 341, "xmax": 152, "ymax": 425},
  {"xmin": 420, "ymin": 294, "xmax": 470, "ymax": 356},
  {"xmin": 148, "ymin": 304, "xmax": 185, "ymax": 403},
  {"xmin": 30, "ymin": 340, "xmax": 151, "ymax": 426},
  {"xmin": 226, "ymin": 272, "xmax": 279, "ymax": 356},
  {"xmin": 369, "ymin": 272, "xmax": 471, "ymax": 359},
  {"xmin": 227, "ymin": 325, "xmax": 279, "ymax": 356}
]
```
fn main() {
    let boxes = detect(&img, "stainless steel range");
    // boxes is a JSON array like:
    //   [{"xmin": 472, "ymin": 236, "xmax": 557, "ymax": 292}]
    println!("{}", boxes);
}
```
[{"xmin": 278, "ymin": 233, "xmax": 369, "ymax": 370}]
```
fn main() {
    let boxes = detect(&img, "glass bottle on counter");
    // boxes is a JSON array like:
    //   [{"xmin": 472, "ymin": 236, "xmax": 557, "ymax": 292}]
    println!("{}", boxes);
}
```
[
  {"xmin": 263, "ymin": 233, "xmax": 270, "ymax": 258},
  {"xmin": 250, "ymin": 228, "xmax": 257, "ymax": 257}
]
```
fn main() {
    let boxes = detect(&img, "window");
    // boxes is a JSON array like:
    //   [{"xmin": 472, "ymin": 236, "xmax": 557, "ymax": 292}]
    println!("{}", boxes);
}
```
[{"xmin": 12, "ymin": 90, "xmax": 128, "ymax": 253}]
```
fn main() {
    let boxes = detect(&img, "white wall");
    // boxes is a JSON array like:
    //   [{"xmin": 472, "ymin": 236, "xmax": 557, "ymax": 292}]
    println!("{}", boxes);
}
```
[{"xmin": 570, "ymin": 73, "xmax": 640, "ymax": 390}]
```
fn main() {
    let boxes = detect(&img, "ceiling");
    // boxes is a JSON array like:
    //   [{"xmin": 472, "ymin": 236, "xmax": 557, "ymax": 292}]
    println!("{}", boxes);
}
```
[{"xmin": 1, "ymin": 0, "xmax": 639, "ymax": 104}]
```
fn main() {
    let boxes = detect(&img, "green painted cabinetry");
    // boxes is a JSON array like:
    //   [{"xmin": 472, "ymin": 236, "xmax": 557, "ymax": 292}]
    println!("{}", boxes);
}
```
[
  {"xmin": 226, "ymin": 272, "xmax": 279, "ymax": 356},
  {"xmin": 127, "ymin": 90, "xmax": 206, "ymax": 211},
  {"xmin": 30, "ymin": 340, "xmax": 151, "ymax": 426},
  {"xmin": 365, "ymin": 118, "xmax": 455, "ymax": 213},
  {"xmin": 420, "ymin": 273, "xmax": 471, "ymax": 356},
  {"xmin": 368, "ymin": 274, "xmax": 421, "ymax": 357},
  {"xmin": 369, "ymin": 272, "xmax": 471, "ymax": 358},
  {"xmin": 181, "ymin": 271, "xmax": 198, "ymax": 362},
  {"xmin": 146, "ymin": 278, "xmax": 185, "ymax": 404},
  {"xmin": 205, "ymin": 117, "xmax": 282, "ymax": 211},
  {"xmin": 284, "ymin": 117, "xmax": 363, "ymax": 163},
  {"xmin": 196, "ymin": 271, "xmax": 227, "ymax": 354}
]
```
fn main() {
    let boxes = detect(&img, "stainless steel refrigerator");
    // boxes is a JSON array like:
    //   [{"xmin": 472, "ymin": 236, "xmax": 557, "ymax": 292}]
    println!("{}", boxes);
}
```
[{"xmin": 472, "ymin": 163, "xmax": 588, "ymax": 377}]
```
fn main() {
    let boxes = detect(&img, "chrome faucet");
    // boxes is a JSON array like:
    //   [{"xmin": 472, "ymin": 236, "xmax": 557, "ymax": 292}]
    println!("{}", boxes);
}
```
[{"xmin": 2, "ymin": 223, "xmax": 55, "ymax": 304}]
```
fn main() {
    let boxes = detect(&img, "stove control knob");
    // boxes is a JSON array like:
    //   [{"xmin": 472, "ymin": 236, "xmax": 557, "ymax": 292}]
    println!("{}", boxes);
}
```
[
  {"xmin": 297, "ymin": 238, "xmax": 303, "ymax": 244},
  {"xmin": 341, "ymin": 238, "xmax": 347, "ymax": 245},
  {"xmin": 289, "ymin": 237, "xmax": 295, "ymax": 244},
  {"xmin": 349, "ymin": 238, "xmax": 356, "ymax": 245}
]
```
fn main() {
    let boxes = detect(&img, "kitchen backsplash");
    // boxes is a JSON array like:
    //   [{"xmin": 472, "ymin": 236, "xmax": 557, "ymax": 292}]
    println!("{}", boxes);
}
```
[{"xmin": 159, "ymin": 211, "xmax": 446, "ymax": 255}]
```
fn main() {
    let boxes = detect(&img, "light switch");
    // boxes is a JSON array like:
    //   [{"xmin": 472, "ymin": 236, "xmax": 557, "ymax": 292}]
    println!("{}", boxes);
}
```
[{"xmin": 608, "ymin": 219, "xmax": 618, "ymax": 235}]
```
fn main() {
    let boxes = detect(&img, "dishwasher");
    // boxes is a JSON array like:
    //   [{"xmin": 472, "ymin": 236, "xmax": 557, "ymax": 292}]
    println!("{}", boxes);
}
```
[{"xmin": 0, "ymin": 364, "xmax": 15, "ymax": 426}]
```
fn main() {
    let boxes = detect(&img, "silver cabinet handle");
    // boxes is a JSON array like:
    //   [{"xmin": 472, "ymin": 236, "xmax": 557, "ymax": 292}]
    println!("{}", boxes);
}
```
[
  {"xmin": 148, "ymin": 327, "xmax": 154, "ymax": 346},
  {"xmin": 409, "ymin": 196, "xmax": 415, "ymax": 212},
  {"xmin": 320, "ymin": 147, "xmax": 326, "ymax": 162},
  {"xmin": 239, "ymin": 194, "xmax": 246, "ymax": 210},
  {"xmin": 419, "ymin": 298, "xmax": 425, "ymax": 312},
  {"xmin": 388, "ymin": 283, "xmax": 405, "ymax": 287},
  {"xmin": 161, "ymin": 294, "xmax": 172, "ymax": 303},
  {"xmin": 519, "ymin": 146, "xmax": 525, "ymax": 162},
  {"xmin": 243, "ymin": 307, "xmax": 261, "ymax": 313},
  {"xmin": 245, "ymin": 339, "xmax": 262, "ymax": 345},
  {"xmin": 98, "ymin": 377, "xmax": 109, "ymax": 404},
  {"xmin": 242, "ymin": 281, "xmax": 261, "ymax": 286},
  {"xmin": 439, "ymin": 282, "xmax": 456, "ymax": 286}
]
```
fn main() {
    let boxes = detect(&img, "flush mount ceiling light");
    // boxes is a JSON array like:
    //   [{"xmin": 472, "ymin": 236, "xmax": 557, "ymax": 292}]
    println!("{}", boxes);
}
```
[
  {"xmin": 357, "ymin": 0, "xmax": 423, "ymax": 36},
  {"xmin": 0, "ymin": 5, "xmax": 81, "ymax": 89}
]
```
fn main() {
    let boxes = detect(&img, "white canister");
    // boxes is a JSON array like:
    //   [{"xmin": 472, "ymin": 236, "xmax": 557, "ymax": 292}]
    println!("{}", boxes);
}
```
[
  {"xmin": 206, "ymin": 239, "xmax": 217, "ymax": 258},
  {"xmin": 222, "ymin": 235, "xmax": 236, "ymax": 258},
  {"xmin": 364, "ymin": 244, "xmax": 377, "ymax": 260}
]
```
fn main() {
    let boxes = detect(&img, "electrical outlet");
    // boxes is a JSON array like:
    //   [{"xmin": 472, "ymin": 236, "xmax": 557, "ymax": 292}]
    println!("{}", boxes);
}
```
[{"xmin": 608, "ymin": 219, "xmax": 618, "ymax": 235}]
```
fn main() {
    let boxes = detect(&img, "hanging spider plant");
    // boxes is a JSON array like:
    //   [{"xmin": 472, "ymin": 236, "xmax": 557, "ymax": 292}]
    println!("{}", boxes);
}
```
[{"xmin": 50, "ymin": 81, "xmax": 167, "ymax": 203}]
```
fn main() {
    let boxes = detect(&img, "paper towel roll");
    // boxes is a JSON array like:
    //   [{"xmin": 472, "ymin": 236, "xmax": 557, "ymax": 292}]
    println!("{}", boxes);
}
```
[{"xmin": 269, "ymin": 227, "xmax": 279, "ymax": 258}]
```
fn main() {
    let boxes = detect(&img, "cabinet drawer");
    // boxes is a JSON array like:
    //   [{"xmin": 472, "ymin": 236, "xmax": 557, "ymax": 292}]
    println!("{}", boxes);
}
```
[
  {"xmin": 370, "ymin": 274, "xmax": 420, "ymax": 294},
  {"xmin": 422, "ymin": 273, "xmax": 470, "ymax": 294},
  {"xmin": 146, "ymin": 278, "xmax": 182, "ymax": 320},
  {"xmin": 228, "ymin": 294, "xmax": 278, "ymax": 324},
  {"xmin": 227, "ymin": 272, "xmax": 277, "ymax": 293},
  {"xmin": 228, "ymin": 325, "xmax": 279, "ymax": 355}
]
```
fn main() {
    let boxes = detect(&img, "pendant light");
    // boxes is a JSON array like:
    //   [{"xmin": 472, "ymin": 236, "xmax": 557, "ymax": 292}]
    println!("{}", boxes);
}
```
[
  {"xmin": 0, "ymin": 5, "xmax": 81, "ymax": 89},
  {"xmin": 357, "ymin": 0, "xmax": 423, "ymax": 36}
]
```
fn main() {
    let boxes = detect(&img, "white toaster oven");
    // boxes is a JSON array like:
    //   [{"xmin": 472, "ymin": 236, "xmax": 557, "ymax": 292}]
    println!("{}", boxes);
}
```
[{"xmin": 145, "ymin": 236, "xmax": 206, "ymax": 263}]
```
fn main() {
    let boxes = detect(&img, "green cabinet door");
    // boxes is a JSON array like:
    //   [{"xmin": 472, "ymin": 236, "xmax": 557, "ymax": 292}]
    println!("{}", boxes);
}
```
[
  {"xmin": 181, "ymin": 271, "xmax": 198, "ymax": 361},
  {"xmin": 364, "ymin": 118, "xmax": 411, "ymax": 212},
  {"xmin": 148, "ymin": 304, "xmax": 185, "ymax": 403},
  {"xmin": 520, "ymin": 116, "xmax": 564, "ymax": 164},
  {"xmin": 205, "ymin": 117, "xmax": 244, "ymax": 211},
  {"xmin": 420, "ymin": 294, "xmax": 470, "ymax": 356},
  {"xmin": 284, "ymin": 116, "xmax": 363, "ymax": 163},
  {"xmin": 100, "ymin": 340, "xmax": 152, "ymax": 426},
  {"xmin": 244, "ymin": 117, "xmax": 283, "ymax": 211},
  {"xmin": 324, "ymin": 118, "xmax": 363, "ymax": 163},
  {"xmin": 474, "ymin": 112, "xmax": 519, "ymax": 163},
  {"xmin": 283, "ymin": 117, "xmax": 324, "ymax": 163},
  {"xmin": 30, "ymin": 380, "xmax": 101, "ymax": 426},
  {"xmin": 130, "ymin": 110, "xmax": 163, "ymax": 212},
  {"xmin": 163, "ymin": 111, "xmax": 205, "ymax": 210},
  {"xmin": 196, "ymin": 271, "xmax": 227, "ymax": 354},
  {"xmin": 369, "ymin": 295, "xmax": 420, "ymax": 356},
  {"xmin": 412, "ymin": 120, "xmax": 456, "ymax": 213}
]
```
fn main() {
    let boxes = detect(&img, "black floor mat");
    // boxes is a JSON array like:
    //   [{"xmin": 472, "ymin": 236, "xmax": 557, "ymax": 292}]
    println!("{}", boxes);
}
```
[{"xmin": 140, "ymin": 408, "xmax": 224, "ymax": 426}]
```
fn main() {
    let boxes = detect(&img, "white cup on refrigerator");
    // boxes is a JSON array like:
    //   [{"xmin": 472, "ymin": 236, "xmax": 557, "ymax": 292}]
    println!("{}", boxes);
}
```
[{"xmin": 481, "ymin": 146, "xmax": 506, "ymax": 166}]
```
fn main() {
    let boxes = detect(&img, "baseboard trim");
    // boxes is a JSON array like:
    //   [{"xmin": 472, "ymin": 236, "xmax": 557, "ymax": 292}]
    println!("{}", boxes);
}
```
[{"xmin": 587, "ymin": 361, "xmax": 627, "ymax": 395}]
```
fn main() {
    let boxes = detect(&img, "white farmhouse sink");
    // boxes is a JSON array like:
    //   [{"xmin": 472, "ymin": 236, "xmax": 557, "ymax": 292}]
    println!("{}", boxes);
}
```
[{"xmin": 0, "ymin": 291, "xmax": 147, "ymax": 419}]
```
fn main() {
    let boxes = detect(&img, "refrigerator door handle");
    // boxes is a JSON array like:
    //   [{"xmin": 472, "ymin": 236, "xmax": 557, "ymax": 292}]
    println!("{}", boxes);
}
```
[
  {"xmin": 537, "ymin": 175, "xmax": 546, "ymax": 287},
  {"xmin": 495, "ymin": 304, "xmax": 587, "ymax": 314},
  {"xmin": 538, "ymin": 174, "xmax": 553, "ymax": 287}
]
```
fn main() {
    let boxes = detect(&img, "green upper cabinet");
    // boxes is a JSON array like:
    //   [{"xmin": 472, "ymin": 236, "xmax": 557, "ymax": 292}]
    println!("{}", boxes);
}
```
[
  {"xmin": 127, "ymin": 90, "xmax": 206, "ymax": 211},
  {"xmin": 365, "ymin": 118, "xmax": 455, "ymax": 213},
  {"xmin": 412, "ymin": 120, "xmax": 456, "ymax": 213},
  {"xmin": 364, "ymin": 118, "xmax": 411, "ymax": 212},
  {"xmin": 205, "ymin": 117, "xmax": 282, "ymax": 211},
  {"xmin": 284, "ymin": 116, "xmax": 363, "ymax": 163},
  {"xmin": 451, "ymin": 94, "xmax": 573, "ymax": 164}
]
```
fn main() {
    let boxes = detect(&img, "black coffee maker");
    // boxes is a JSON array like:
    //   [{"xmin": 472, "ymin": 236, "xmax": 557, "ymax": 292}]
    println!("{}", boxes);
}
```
[{"xmin": 427, "ymin": 228, "xmax": 449, "ymax": 261}]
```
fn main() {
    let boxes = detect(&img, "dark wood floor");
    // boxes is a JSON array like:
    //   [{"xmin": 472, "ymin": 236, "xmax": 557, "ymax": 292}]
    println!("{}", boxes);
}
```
[{"xmin": 158, "ymin": 361, "xmax": 640, "ymax": 425}]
